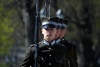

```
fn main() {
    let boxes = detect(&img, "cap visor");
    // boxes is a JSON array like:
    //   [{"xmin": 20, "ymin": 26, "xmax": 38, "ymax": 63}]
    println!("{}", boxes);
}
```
[{"xmin": 43, "ymin": 24, "xmax": 57, "ymax": 28}]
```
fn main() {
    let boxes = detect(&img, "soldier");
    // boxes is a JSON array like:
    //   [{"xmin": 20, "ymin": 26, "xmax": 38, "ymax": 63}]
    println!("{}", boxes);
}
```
[
  {"xmin": 59, "ymin": 19, "xmax": 78, "ymax": 67},
  {"xmin": 20, "ymin": 17, "xmax": 67, "ymax": 67},
  {"xmin": 54, "ymin": 17, "xmax": 62, "ymax": 43}
]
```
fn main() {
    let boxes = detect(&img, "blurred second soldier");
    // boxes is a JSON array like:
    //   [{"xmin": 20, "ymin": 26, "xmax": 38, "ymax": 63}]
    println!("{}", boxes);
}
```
[
  {"xmin": 54, "ymin": 17, "xmax": 62, "ymax": 43},
  {"xmin": 60, "ymin": 19, "xmax": 78, "ymax": 67}
]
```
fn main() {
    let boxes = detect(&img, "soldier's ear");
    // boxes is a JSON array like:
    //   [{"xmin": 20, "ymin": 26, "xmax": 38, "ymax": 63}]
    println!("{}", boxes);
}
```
[
  {"xmin": 41, "ymin": 28, "xmax": 43, "ymax": 34},
  {"xmin": 65, "ymin": 29, "xmax": 68, "ymax": 34},
  {"xmin": 41, "ymin": 28, "xmax": 44, "ymax": 34},
  {"xmin": 55, "ymin": 29, "xmax": 57, "ymax": 34}
]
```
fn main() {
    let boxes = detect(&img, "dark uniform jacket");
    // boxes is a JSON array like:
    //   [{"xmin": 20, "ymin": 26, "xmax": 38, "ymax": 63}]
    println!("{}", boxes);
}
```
[
  {"xmin": 20, "ymin": 40, "xmax": 67, "ymax": 67},
  {"xmin": 59, "ymin": 38, "xmax": 78, "ymax": 67}
]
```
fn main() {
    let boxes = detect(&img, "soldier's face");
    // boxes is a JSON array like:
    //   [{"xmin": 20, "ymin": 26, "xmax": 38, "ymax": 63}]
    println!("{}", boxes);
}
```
[
  {"xmin": 55, "ymin": 29, "xmax": 61, "ymax": 39},
  {"xmin": 42, "ymin": 28, "xmax": 57, "ymax": 42},
  {"xmin": 60, "ymin": 29, "xmax": 67, "ymax": 38}
]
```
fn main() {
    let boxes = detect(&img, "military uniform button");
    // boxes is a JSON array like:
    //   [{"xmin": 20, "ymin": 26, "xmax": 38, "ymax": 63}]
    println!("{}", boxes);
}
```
[
  {"xmin": 49, "ymin": 54, "xmax": 51, "ymax": 57},
  {"xmin": 41, "ymin": 57, "xmax": 43, "ymax": 60},
  {"xmin": 49, "ymin": 63, "xmax": 51, "ymax": 65}
]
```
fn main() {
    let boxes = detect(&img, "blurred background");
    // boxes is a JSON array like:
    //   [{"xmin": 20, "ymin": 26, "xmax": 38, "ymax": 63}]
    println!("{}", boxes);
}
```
[{"xmin": 0, "ymin": 0, "xmax": 100, "ymax": 67}]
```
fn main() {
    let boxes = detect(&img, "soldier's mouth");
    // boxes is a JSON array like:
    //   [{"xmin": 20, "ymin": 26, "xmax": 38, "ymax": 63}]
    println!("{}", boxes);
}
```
[{"xmin": 47, "ymin": 35, "xmax": 52, "ymax": 37}]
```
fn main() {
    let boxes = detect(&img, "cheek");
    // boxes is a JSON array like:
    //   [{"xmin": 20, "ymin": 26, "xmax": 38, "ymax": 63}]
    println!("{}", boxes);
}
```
[
  {"xmin": 53, "ymin": 31, "xmax": 57, "ymax": 35},
  {"xmin": 56, "ymin": 30, "xmax": 59, "ymax": 33},
  {"xmin": 63, "ymin": 31, "xmax": 65, "ymax": 34},
  {"xmin": 64, "ymin": 30, "xmax": 66, "ymax": 33},
  {"xmin": 59, "ymin": 30, "xmax": 61, "ymax": 33}
]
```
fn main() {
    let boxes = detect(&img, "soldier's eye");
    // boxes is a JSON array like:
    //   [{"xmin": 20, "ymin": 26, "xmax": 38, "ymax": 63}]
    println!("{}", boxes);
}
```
[{"xmin": 61, "ymin": 26, "xmax": 65, "ymax": 30}]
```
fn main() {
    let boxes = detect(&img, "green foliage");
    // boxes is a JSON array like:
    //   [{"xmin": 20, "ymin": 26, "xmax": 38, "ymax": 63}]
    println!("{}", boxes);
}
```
[
  {"xmin": 0, "ymin": 0, "xmax": 16, "ymax": 55},
  {"xmin": 95, "ymin": 0, "xmax": 100, "ymax": 29},
  {"xmin": 0, "ymin": 63, "xmax": 9, "ymax": 67}
]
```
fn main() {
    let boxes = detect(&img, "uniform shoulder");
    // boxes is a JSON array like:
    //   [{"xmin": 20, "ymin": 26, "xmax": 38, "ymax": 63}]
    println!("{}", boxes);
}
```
[
  {"xmin": 57, "ymin": 43, "xmax": 66, "ymax": 47},
  {"xmin": 38, "ymin": 42, "xmax": 45, "ymax": 48},
  {"xmin": 28, "ymin": 42, "xmax": 45, "ymax": 52},
  {"xmin": 28, "ymin": 44, "xmax": 35, "ymax": 51},
  {"xmin": 29, "ymin": 42, "xmax": 45, "ymax": 49},
  {"xmin": 68, "ymin": 41, "xmax": 77, "ymax": 50},
  {"xmin": 29, "ymin": 44, "xmax": 34, "ymax": 49},
  {"xmin": 64, "ymin": 40, "xmax": 77, "ymax": 50},
  {"xmin": 66, "ymin": 40, "xmax": 76, "ymax": 46}
]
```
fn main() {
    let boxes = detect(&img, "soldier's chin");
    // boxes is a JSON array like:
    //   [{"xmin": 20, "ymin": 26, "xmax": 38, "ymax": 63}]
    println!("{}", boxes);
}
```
[
  {"xmin": 46, "ymin": 38, "xmax": 52, "ymax": 41},
  {"xmin": 47, "ymin": 35, "xmax": 52, "ymax": 37}
]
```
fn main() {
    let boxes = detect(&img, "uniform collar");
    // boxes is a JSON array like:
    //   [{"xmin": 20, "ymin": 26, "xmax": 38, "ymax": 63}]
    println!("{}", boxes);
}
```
[
  {"xmin": 43, "ymin": 39, "xmax": 55, "ymax": 46},
  {"xmin": 56, "ymin": 38, "xmax": 61, "ymax": 43}
]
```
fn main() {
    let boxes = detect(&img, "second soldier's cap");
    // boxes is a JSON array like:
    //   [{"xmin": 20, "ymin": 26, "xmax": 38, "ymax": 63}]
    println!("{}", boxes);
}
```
[
  {"xmin": 42, "ymin": 17, "xmax": 59, "ymax": 29},
  {"xmin": 61, "ymin": 19, "xmax": 68, "ymax": 30},
  {"xmin": 58, "ymin": 18, "xmax": 63, "ymax": 29}
]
